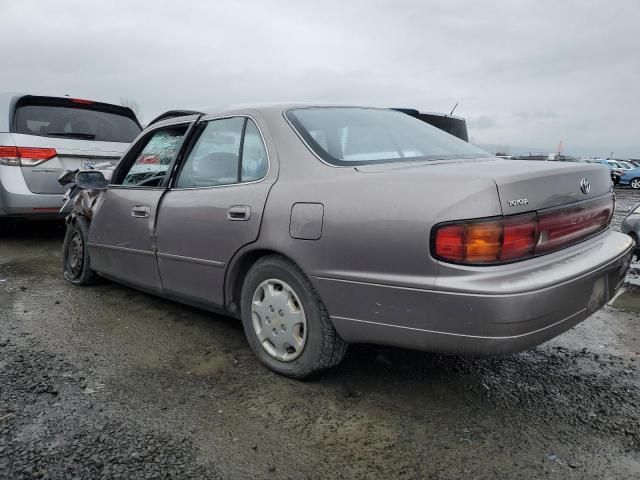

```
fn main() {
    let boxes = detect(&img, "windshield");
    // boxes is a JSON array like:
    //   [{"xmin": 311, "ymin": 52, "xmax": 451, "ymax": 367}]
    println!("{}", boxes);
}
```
[
  {"xmin": 285, "ymin": 107, "xmax": 490, "ymax": 166},
  {"xmin": 14, "ymin": 104, "xmax": 141, "ymax": 143}
]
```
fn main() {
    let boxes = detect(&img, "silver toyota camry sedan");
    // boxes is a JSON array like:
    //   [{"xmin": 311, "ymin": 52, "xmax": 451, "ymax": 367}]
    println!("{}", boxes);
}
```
[{"xmin": 61, "ymin": 104, "xmax": 634, "ymax": 378}]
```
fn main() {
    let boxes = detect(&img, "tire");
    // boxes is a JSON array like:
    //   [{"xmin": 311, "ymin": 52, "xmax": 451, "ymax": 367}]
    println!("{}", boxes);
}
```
[
  {"xmin": 630, "ymin": 178, "xmax": 640, "ymax": 190},
  {"xmin": 630, "ymin": 233, "xmax": 639, "ymax": 260},
  {"xmin": 62, "ymin": 216, "xmax": 98, "ymax": 285},
  {"xmin": 240, "ymin": 254, "xmax": 348, "ymax": 379}
]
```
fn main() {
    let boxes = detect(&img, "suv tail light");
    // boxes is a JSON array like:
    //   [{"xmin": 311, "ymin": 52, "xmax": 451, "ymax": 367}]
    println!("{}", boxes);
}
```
[
  {"xmin": 0, "ymin": 146, "xmax": 57, "ymax": 166},
  {"xmin": 432, "ymin": 195, "xmax": 614, "ymax": 265}
]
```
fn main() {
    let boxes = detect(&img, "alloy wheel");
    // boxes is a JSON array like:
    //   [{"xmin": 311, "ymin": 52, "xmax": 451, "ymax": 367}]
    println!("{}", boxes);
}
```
[{"xmin": 631, "ymin": 178, "xmax": 640, "ymax": 189}]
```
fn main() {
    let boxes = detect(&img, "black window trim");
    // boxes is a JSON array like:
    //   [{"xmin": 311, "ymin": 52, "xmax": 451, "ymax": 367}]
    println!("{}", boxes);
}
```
[{"xmin": 169, "ymin": 114, "xmax": 270, "ymax": 191}]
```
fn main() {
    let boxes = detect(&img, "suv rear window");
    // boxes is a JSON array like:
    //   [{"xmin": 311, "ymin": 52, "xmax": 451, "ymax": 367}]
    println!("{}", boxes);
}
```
[{"xmin": 13, "ymin": 97, "xmax": 142, "ymax": 143}]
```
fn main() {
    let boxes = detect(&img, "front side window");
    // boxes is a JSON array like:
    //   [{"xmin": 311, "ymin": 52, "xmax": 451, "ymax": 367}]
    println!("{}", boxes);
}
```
[
  {"xmin": 119, "ymin": 126, "xmax": 187, "ymax": 187},
  {"xmin": 176, "ymin": 117, "xmax": 268, "ymax": 188},
  {"xmin": 285, "ymin": 107, "xmax": 490, "ymax": 166}
]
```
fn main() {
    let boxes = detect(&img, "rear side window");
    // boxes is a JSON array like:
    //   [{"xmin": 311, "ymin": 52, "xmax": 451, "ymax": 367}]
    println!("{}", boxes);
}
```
[
  {"xmin": 241, "ymin": 120, "xmax": 268, "ymax": 182},
  {"xmin": 176, "ymin": 117, "xmax": 268, "ymax": 188},
  {"xmin": 13, "ymin": 99, "xmax": 141, "ymax": 143}
]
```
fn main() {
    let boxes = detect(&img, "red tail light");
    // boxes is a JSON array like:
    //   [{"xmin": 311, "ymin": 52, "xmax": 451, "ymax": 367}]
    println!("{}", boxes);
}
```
[
  {"xmin": 433, "ymin": 195, "xmax": 614, "ymax": 265},
  {"xmin": 536, "ymin": 198, "xmax": 614, "ymax": 254},
  {"xmin": 499, "ymin": 214, "xmax": 537, "ymax": 260},
  {"xmin": 0, "ymin": 146, "xmax": 57, "ymax": 166}
]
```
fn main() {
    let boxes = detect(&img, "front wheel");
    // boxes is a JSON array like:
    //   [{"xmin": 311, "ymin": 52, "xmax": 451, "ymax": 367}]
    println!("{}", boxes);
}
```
[
  {"xmin": 62, "ymin": 216, "xmax": 98, "ymax": 285},
  {"xmin": 240, "ymin": 255, "xmax": 347, "ymax": 379},
  {"xmin": 630, "ymin": 178, "xmax": 640, "ymax": 190}
]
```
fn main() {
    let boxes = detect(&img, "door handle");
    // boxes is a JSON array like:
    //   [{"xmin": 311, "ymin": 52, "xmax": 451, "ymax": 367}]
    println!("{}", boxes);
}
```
[
  {"xmin": 227, "ymin": 205, "xmax": 251, "ymax": 221},
  {"xmin": 131, "ymin": 206, "xmax": 150, "ymax": 218}
]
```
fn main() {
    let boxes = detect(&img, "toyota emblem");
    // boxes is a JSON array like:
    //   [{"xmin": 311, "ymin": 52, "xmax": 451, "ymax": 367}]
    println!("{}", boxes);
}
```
[{"xmin": 580, "ymin": 178, "xmax": 591, "ymax": 194}]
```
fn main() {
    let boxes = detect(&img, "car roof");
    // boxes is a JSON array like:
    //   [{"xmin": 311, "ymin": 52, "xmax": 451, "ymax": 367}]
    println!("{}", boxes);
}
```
[
  {"xmin": 200, "ymin": 102, "xmax": 365, "ymax": 115},
  {"xmin": 147, "ymin": 103, "xmax": 421, "ymax": 127}
]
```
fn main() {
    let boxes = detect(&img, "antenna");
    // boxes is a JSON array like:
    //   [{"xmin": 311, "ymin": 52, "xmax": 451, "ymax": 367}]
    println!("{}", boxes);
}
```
[{"xmin": 449, "ymin": 102, "xmax": 459, "ymax": 116}]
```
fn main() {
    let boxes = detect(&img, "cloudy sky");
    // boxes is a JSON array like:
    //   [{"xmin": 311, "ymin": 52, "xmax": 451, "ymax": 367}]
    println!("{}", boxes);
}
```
[{"xmin": 2, "ymin": 0, "xmax": 639, "ymax": 157}]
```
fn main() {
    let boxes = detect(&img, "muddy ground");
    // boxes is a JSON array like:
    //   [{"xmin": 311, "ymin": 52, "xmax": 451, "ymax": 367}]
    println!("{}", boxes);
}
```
[{"xmin": 0, "ymin": 189, "xmax": 639, "ymax": 480}]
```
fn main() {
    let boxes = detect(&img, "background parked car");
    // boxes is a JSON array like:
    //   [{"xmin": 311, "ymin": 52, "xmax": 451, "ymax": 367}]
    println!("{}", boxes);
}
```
[
  {"xmin": 621, "ymin": 202, "xmax": 640, "ymax": 257},
  {"xmin": 619, "ymin": 166, "xmax": 640, "ymax": 189},
  {"xmin": 590, "ymin": 159, "xmax": 624, "ymax": 184},
  {"xmin": 625, "ymin": 159, "xmax": 640, "ymax": 168},
  {"xmin": 0, "ymin": 93, "xmax": 141, "ymax": 220}
]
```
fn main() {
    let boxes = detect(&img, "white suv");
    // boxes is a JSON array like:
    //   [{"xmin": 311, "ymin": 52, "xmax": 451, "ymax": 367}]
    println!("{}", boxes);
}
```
[{"xmin": 0, "ymin": 93, "xmax": 141, "ymax": 219}]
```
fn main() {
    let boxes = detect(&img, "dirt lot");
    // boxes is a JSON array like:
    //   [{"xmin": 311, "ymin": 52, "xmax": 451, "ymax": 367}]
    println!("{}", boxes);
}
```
[{"xmin": 1, "ymin": 189, "xmax": 639, "ymax": 480}]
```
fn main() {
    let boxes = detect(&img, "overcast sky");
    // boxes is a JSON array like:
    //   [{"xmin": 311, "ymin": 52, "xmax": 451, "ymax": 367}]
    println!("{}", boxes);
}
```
[{"xmin": 2, "ymin": 0, "xmax": 639, "ymax": 157}]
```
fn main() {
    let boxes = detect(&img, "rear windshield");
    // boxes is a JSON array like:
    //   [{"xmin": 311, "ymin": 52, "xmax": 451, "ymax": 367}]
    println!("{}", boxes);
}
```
[
  {"xmin": 285, "ymin": 107, "xmax": 490, "ymax": 166},
  {"xmin": 14, "ymin": 102, "xmax": 141, "ymax": 143}
]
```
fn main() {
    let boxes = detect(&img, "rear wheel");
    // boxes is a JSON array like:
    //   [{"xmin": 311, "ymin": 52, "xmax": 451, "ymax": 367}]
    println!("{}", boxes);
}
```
[
  {"xmin": 630, "ymin": 233, "xmax": 639, "ymax": 260},
  {"xmin": 240, "ymin": 255, "xmax": 347, "ymax": 379},
  {"xmin": 630, "ymin": 178, "xmax": 640, "ymax": 190},
  {"xmin": 63, "ymin": 216, "xmax": 98, "ymax": 285}
]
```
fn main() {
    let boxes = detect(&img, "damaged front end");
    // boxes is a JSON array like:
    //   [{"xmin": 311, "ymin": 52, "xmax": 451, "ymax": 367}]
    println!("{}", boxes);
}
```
[{"xmin": 58, "ymin": 166, "xmax": 111, "ymax": 223}]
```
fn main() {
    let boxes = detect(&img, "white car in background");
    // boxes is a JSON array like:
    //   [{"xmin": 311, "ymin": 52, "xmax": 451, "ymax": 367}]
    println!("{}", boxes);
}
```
[{"xmin": 0, "ymin": 94, "xmax": 141, "ymax": 220}]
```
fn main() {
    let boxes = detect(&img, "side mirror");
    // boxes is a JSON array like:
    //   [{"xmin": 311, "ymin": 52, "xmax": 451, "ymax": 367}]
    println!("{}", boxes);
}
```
[{"xmin": 76, "ymin": 170, "xmax": 107, "ymax": 190}]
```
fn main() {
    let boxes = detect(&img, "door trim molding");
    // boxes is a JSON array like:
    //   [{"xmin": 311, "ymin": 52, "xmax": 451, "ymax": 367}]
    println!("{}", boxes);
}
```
[
  {"xmin": 157, "ymin": 251, "xmax": 226, "ymax": 268},
  {"xmin": 88, "ymin": 242, "xmax": 155, "ymax": 256}
]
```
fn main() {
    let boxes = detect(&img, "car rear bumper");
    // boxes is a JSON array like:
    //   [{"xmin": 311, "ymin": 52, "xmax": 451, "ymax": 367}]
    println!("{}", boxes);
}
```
[
  {"xmin": 310, "ymin": 230, "xmax": 634, "ymax": 355},
  {"xmin": 0, "ymin": 168, "xmax": 64, "ymax": 218}
]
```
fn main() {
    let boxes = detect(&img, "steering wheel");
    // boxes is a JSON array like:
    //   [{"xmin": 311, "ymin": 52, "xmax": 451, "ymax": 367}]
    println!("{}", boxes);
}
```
[{"xmin": 136, "ymin": 172, "xmax": 165, "ymax": 187}]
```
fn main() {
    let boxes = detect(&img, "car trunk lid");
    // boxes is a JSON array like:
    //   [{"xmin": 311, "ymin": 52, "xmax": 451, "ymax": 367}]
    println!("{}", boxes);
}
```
[
  {"xmin": 355, "ymin": 158, "xmax": 612, "ymax": 214},
  {"xmin": 12, "ymin": 134, "xmax": 127, "ymax": 194}
]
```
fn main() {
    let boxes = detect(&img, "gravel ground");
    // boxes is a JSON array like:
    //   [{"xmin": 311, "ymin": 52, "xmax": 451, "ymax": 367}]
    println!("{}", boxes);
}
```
[{"xmin": 0, "ymin": 187, "xmax": 639, "ymax": 479}]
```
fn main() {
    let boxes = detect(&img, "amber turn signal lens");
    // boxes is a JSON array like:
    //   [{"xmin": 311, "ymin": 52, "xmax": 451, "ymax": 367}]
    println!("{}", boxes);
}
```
[{"xmin": 464, "ymin": 222, "xmax": 502, "ymax": 262}]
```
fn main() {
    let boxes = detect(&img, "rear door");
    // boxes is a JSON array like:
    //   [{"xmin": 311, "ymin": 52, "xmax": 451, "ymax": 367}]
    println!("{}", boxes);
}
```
[
  {"xmin": 88, "ymin": 121, "xmax": 191, "ymax": 291},
  {"xmin": 155, "ymin": 114, "xmax": 275, "ymax": 306},
  {"xmin": 11, "ymin": 96, "xmax": 141, "ymax": 194}
]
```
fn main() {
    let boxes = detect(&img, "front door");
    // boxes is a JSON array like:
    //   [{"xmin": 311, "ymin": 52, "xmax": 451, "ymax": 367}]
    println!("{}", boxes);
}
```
[
  {"xmin": 155, "ymin": 115, "xmax": 275, "ymax": 306},
  {"xmin": 88, "ymin": 123, "xmax": 190, "ymax": 291}
]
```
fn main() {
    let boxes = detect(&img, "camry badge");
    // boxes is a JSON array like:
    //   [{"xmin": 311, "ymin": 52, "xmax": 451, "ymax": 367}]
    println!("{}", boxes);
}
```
[
  {"xmin": 507, "ymin": 198, "xmax": 529, "ymax": 207},
  {"xmin": 580, "ymin": 178, "xmax": 591, "ymax": 194}
]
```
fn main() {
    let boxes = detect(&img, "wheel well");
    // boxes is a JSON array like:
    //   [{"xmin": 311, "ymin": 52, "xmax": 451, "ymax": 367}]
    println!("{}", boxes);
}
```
[
  {"xmin": 226, "ymin": 249, "xmax": 297, "ymax": 317},
  {"xmin": 68, "ymin": 213, "xmax": 92, "ymax": 227}
]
